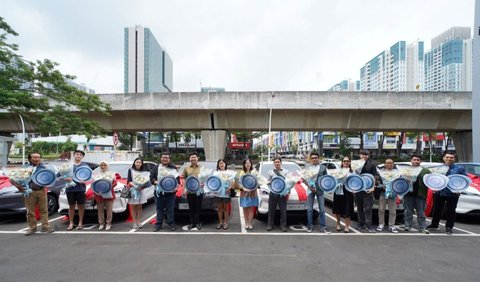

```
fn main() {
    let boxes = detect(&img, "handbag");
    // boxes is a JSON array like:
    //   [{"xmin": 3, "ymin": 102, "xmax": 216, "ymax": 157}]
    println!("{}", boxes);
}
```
[
  {"xmin": 229, "ymin": 188, "xmax": 237, "ymax": 198},
  {"xmin": 120, "ymin": 186, "xmax": 131, "ymax": 199}
]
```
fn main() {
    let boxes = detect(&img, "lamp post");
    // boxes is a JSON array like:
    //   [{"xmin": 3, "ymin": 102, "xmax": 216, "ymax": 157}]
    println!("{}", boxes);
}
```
[{"xmin": 18, "ymin": 114, "xmax": 25, "ymax": 165}]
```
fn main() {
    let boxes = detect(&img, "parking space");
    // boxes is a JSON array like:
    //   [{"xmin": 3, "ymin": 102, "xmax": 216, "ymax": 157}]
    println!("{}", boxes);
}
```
[{"xmin": 1, "ymin": 198, "xmax": 479, "ymax": 236}]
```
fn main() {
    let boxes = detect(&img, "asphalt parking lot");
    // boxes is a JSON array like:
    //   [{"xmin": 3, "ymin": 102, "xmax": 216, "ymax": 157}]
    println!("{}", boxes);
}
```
[{"xmin": 1, "ymin": 199, "xmax": 479, "ymax": 282}]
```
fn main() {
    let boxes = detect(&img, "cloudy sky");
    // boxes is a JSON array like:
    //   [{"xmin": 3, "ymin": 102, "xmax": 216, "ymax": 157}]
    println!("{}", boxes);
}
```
[{"xmin": 2, "ymin": 0, "xmax": 475, "ymax": 93}]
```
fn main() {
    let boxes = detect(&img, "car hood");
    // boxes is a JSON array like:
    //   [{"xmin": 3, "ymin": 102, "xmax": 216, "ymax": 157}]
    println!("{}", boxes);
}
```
[
  {"xmin": 260, "ymin": 181, "xmax": 309, "ymax": 201},
  {"xmin": 0, "ymin": 176, "xmax": 20, "ymax": 195}
]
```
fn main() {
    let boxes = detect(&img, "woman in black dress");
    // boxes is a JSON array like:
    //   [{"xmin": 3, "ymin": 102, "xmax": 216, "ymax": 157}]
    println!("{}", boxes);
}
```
[{"xmin": 333, "ymin": 156, "xmax": 355, "ymax": 233}]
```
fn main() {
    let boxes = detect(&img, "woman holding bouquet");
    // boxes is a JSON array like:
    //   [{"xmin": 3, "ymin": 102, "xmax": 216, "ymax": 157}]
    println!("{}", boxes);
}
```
[
  {"xmin": 93, "ymin": 161, "xmax": 117, "ymax": 231},
  {"xmin": 215, "ymin": 159, "xmax": 233, "ymax": 230},
  {"xmin": 332, "ymin": 157, "xmax": 355, "ymax": 233},
  {"xmin": 127, "ymin": 158, "xmax": 151, "ymax": 229},
  {"xmin": 238, "ymin": 159, "xmax": 259, "ymax": 230}
]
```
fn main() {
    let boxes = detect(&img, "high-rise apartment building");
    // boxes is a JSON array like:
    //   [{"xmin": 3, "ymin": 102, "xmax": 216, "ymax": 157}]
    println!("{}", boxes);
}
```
[
  {"xmin": 327, "ymin": 79, "xmax": 360, "ymax": 91},
  {"xmin": 424, "ymin": 27, "xmax": 472, "ymax": 91},
  {"xmin": 360, "ymin": 41, "xmax": 424, "ymax": 91},
  {"xmin": 124, "ymin": 26, "xmax": 173, "ymax": 93}
]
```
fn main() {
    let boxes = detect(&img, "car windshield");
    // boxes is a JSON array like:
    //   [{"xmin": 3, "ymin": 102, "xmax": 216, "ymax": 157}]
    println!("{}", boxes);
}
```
[
  {"xmin": 108, "ymin": 164, "xmax": 131, "ymax": 178},
  {"xmin": 258, "ymin": 163, "xmax": 301, "ymax": 178},
  {"xmin": 460, "ymin": 164, "xmax": 480, "ymax": 177}
]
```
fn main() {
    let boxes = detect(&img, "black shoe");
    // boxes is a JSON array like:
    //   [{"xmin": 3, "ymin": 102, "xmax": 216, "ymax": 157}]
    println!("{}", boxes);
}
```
[
  {"xmin": 153, "ymin": 226, "xmax": 162, "ymax": 232},
  {"xmin": 170, "ymin": 226, "xmax": 176, "ymax": 231},
  {"xmin": 196, "ymin": 223, "xmax": 202, "ymax": 230},
  {"xmin": 281, "ymin": 226, "xmax": 288, "ymax": 232},
  {"xmin": 367, "ymin": 227, "xmax": 376, "ymax": 233},
  {"xmin": 446, "ymin": 228, "xmax": 453, "ymax": 235},
  {"xmin": 266, "ymin": 226, "xmax": 273, "ymax": 231},
  {"xmin": 187, "ymin": 224, "xmax": 194, "ymax": 230},
  {"xmin": 355, "ymin": 224, "xmax": 366, "ymax": 230},
  {"xmin": 427, "ymin": 224, "xmax": 439, "ymax": 230}
]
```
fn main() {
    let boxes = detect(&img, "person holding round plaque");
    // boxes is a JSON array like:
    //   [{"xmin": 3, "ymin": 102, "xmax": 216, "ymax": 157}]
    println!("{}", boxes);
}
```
[
  {"xmin": 427, "ymin": 151, "xmax": 467, "ymax": 235},
  {"xmin": 66, "ymin": 150, "xmax": 90, "ymax": 231},
  {"xmin": 151, "ymin": 152, "xmax": 179, "ymax": 232},
  {"xmin": 214, "ymin": 159, "xmax": 234, "ymax": 230},
  {"xmin": 127, "ymin": 157, "xmax": 151, "ymax": 229},
  {"xmin": 332, "ymin": 157, "xmax": 355, "ymax": 233},
  {"xmin": 182, "ymin": 152, "xmax": 204, "ymax": 230},
  {"xmin": 305, "ymin": 152, "xmax": 328, "ymax": 233},
  {"xmin": 376, "ymin": 159, "xmax": 399, "ymax": 233},
  {"xmin": 238, "ymin": 159, "xmax": 259, "ymax": 230},
  {"xmin": 266, "ymin": 158, "xmax": 289, "ymax": 232},
  {"xmin": 403, "ymin": 154, "xmax": 431, "ymax": 234},
  {"xmin": 354, "ymin": 150, "xmax": 379, "ymax": 233},
  {"xmin": 92, "ymin": 161, "xmax": 117, "ymax": 231}
]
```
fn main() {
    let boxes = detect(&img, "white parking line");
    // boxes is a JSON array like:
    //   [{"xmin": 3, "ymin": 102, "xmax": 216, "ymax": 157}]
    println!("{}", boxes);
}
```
[
  {"xmin": 237, "ymin": 197, "xmax": 247, "ymax": 234},
  {"xmin": 128, "ymin": 212, "xmax": 156, "ymax": 232},
  {"xmin": 421, "ymin": 216, "xmax": 477, "ymax": 235},
  {"xmin": 18, "ymin": 215, "xmax": 65, "ymax": 232}
]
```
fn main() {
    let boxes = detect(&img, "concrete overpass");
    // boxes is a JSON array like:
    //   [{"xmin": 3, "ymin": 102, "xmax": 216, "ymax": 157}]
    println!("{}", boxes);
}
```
[{"xmin": 0, "ymin": 91, "xmax": 473, "ymax": 161}]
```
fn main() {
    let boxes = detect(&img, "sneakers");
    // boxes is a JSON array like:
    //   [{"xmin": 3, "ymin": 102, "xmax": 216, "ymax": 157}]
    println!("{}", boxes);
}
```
[
  {"xmin": 153, "ymin": 226, "xmax": 162, "ymax": 232},
  {"xmin": 420, "ymin": 229, "xmax": 430, "ymax": 234},
  {"xmin": 170, "ymin": 225, "xmax": 176, "ymax": 231},
  {"xmin": 25, "ymin": 228, "xmax": 37, "ymax": 236},
  {"xmin": 355, "ymin": 224, "xmax": 366, "ymax": 230},
  {"xmin": 388, "ymin": 226, "xmax": 398, "ymax": 233},
  {"xmin": 403, "ymin": 226, "xmax": 411, "ymax": 231},
  {"xmin": 41, "ymin": 227, "xmax": 54, "ymax": 233},
  {"xmin": 187, "ymin": 224, "xmax": 194, "ymax": 230},
  {"xmin": 376, "ymin": 225, "xmax": 384, "ymax": 232},
  {"xmin": 281, "ymin": 226, "xmax": 288, "ymax": 232},
  {"xmin": 132, "ymin": 223, "xmax": 138, "ymax": 229},
  {"xmin": 196, "ymin": 223, "xmax": 202, "ymax": 230},
  {"xmin": 446, "ymin": 228, "xmax": 453, "ymax": 235},
  {"xmin": 105, "ymin": 224, "xmax": 111, "ymax": 231},
  {"xmin": 427, "ymin": 224, "xmax": 439, "ymax": 231},
  {"xmin": 98, "ymin": 225, "xmax": 105, "ymax": 231},
  {"xmin": 367, "ymin": 227, "xmax": 376, "ymax": 233},
  {"xmin": 306, "ymin": 226, "xmax": 313, "ymax": 233},
  {"xmin": 319, "ymin": 227, "xmax": 330, "ymax": 234},
  {"xmin": 266, "ymin": 226, "xmax": 273, "ymax": 231}
]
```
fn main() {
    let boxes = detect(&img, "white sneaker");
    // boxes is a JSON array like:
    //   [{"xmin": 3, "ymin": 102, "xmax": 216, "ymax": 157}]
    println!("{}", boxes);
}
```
[
  {"xmin": 132, "ymin": 223, "xmax": 138, "ymax": 229},
  {"xmin": 98, "ymin": 225, "xmax": 105, "ymax": 231},
  {"xmin": 105, "ymin": 224, "xmax": 111, "ymax": 231},
  {"xmin": 376, "ymin": 225, "xmax": 384, "ymax": 232}
]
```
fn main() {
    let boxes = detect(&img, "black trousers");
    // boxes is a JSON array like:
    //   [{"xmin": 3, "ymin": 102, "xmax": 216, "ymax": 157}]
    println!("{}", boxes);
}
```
[
  {"xmin": 187, "ymin": 193, "xmax": 203, "ymax": 225},
  {"xmin": 268, "ymin": 194, "xmax": 287, "ymax": 228},
  {"xmin": 431, "ymin": 193, "xmax": 459, "ymax": 229}
]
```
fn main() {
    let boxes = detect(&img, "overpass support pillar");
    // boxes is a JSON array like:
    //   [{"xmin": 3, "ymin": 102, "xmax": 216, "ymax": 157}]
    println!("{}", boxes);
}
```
[
  {"xmin": 201, "ymin": 130, "xmax": 227, "ymax": 161},
  {"xmin": 451, "ymin": 131, "xmax": 472, "ymax": 162}
]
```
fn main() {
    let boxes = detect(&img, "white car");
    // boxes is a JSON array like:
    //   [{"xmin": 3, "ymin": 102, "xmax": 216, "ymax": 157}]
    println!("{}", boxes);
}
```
[
  {"xmin": 254, "ymin": 161, "xmax": 318, "ymax": 218},
  {"xmin": 58, "ymin": 161, "xmax": 157, "ymax": 215}
]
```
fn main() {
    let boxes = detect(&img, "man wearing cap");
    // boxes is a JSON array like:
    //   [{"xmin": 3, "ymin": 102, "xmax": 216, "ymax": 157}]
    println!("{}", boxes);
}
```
[
  {"xmin": 182, "ymin": 152, "xmax": 203, "ymax": 230},
  {"xmin": 427, "ymin": 151, "xmax": 466, "ymax": 235},
  {"xmin": 151, "ymin": 152, "xmax": 179, "ymax": 232},
  {"xmin": 11, "ymin": 152, "xmax": 54, "ymax": 236},
  {"xmin": 66, "ymin": 150, "xmax": 89, "ymax": 231},
  {"xmin": 403, "ymin": 154, "xmax": 431, "ymax": 234},
  {"xmin": 355, "ymin": 150, "xmax": 378, "ymax": 233}
]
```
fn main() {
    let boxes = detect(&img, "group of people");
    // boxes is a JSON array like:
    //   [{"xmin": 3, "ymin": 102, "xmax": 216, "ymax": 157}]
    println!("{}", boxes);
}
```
[{"xmin": 13, "ymin": 148, "xmax": 466, "ymax": 236}]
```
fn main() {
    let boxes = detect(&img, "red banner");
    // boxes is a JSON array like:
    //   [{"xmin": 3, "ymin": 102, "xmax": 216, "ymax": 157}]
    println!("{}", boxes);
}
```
[{"xmin": 227, "ymin": 142, "xmax": 251, "ymax": 149}]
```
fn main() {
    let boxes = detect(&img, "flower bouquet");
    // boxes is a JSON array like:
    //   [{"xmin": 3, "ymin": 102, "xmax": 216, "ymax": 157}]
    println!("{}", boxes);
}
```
[
  {"xmin": 398, "ymin": 166, "xmax": 423, "ymax": 194},
  {"xmin": 7, "ymin": 167, "xmax": 34, "ymax": 197},
  {"xmin": 250, "ymin": 170, "xmax": 267, "ymax": 186},
  {"xmin": 284, "ymin": 172, "xmax": 301, "ymax": 196},
  {"xmin": 378, "ymin": 169, "xmax": 400, "ymax": 199},
  {"xmin": 158, "ymin": 167, "xmax": 179, "ymax": 179},
  {"xmin": 351, "ymin": 160, "xmax": 366, "ymax": 174},
  {"xmin": 56, "ymin": 163, "xmax": 75, "ymax": 189},
  {"xmin": 429, "ymin": 165, "xmax": 449, "ymax": 175},
  {"xmin": 329, "ymin": 168, "xmax": 351, "ymax": 195},
  {"xmin": 130, "ymin": 171, "xmax": 150, "ymax": 200},
  {"xmin": 299, "ymin": 166, "xmax": 320, "ymax": 187},
  {"xmin": 213, "ymin": 170, "xmax": 236, "ymax": 197}
]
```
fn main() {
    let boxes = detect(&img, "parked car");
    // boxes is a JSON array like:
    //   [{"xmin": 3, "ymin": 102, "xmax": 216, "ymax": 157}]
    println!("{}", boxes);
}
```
[
  {"xmin": 58, "ymin": 161, "xmax": 157, "ymax": 215},
  {"xmin": 0, "ymin": 160, "xmax": 98, "ymax": 216},
  {"xmin": 175, "ymin": 161, "xmax": 218, "ymax": 216},
  {"xmin": 254, "ymin": 161, "xmax": 318, "ymax": 219},
  {"xmin": 426, "ymin": 162, "xmax": 480, "ymax": 216}
]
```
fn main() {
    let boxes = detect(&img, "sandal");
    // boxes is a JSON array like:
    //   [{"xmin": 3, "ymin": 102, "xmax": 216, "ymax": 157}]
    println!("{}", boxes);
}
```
[
  {"xmin": 216, "ymin": 223, "xmax": 222, "ymax": 229},
  {"xmin": 336, "ymin": 226, "xmax": 342, "ymax": 232},
  {"xmin": 67, "ymin": 225, "xmax": 75, "ymax": 231},
  {"xmin": 344, "ymin": 228, "xmax": 350, "ymax": 233},
  {"xmin": 76, "ymin": 225, "xmax": 84, "ymax": 230},
  {"xmin": 223, "ymin": 223, "xmax": 229, "ymax": 230}
]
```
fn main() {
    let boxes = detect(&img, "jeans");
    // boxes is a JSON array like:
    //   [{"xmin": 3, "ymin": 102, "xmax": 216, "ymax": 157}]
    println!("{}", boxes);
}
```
[
  {"xmin": 307, "ymin": 190, "xmax": 326, "ymax": 228},
  {"xmin": 267, "ymin": 194, "xmax": 287, "ymax": 228},
  {"xmin": 355, "ymin": 192, "xmax": 373, "ymax": 228},
  {"xmin": 378, "ymin": 195, "xmax": 396, "ymax": 227},
  {"xmin": 431, "ymin": 193, "xmax": 459, "ymax": 229},
  {"xmin": 155, "ymin": 192, "xmax": 176, "ymax": 227},
  {"xmin": 403, "ymin": 195, "xmax": 427, "ymax": 230},
  {"xmin": 186, "ymin": 193, "xmax": 203, "ymax": 226}
]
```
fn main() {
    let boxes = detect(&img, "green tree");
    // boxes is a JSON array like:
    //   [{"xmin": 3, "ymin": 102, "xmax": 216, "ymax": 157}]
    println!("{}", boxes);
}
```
[
  {"xmin": 0, "ymin": 17, "xmax": 110, "ymax": 135},
  {"xmin": 60, "ymin": 138, "xmax": 77, "ymax": 153}
]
